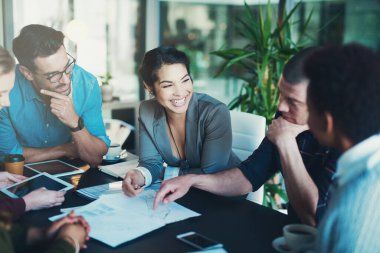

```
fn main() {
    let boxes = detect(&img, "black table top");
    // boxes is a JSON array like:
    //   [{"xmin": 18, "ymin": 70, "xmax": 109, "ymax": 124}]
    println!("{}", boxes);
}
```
[{"xmin": 16, "ymin": 166, "xmax": 290, "ymax": 253}]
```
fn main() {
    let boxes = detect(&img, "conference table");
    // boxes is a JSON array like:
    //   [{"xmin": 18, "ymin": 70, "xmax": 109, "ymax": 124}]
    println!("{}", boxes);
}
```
[{"xmin": 12, "ymin": 159, "xmax": 290, "ymax": 253}]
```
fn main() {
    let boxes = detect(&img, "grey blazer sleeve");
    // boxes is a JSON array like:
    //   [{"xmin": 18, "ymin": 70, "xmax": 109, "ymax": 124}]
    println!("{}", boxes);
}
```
[
  {"xmin": 198, "ymin": 103, "xmax": 234, "ymax": 173},
  {"xmin": 137, "ymin": 101, "xmax": 164, "ymax": 182}
]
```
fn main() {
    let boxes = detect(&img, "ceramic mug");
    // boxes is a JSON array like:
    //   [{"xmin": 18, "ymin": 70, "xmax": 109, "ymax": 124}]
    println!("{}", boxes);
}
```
[
  {"xmin": 283, "ymin": 224, "xmax": 317, "ymax": 252},
  {"xmin": 106, "ymin": 143, "xmax": 122, "ymax": 160}
]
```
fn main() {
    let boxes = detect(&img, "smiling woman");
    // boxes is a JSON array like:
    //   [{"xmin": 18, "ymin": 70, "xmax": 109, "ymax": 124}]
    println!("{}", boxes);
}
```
[{"xmin": 122, "ymin": 46, "xmax": 241, "ymax": 197}]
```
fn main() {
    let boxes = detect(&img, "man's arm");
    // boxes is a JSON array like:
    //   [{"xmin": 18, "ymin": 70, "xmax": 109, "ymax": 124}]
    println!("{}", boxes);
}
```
[
  {"xmin": 40, "ymin": 89, "xmax": 107, "ymax": 167},
  {"xmin": 153, "ymin": 168, "xmax": 252, "ymax": 209},
  {"xmin": 267, "ymin": 117, "xmax": 318, "ymax": 226},
  {"xmin": 23, "ymin": 143, "xmax": 78, "ymax": 163},
  {"xmin": 71, "ymin": 128, "xmax": 108, "ymax": 167}
]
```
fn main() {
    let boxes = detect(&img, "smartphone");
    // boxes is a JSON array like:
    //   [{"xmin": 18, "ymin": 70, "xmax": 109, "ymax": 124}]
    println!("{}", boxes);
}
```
[{"xmin": 177, "ymin": 231, "xmax": 223, "ymax": 250}]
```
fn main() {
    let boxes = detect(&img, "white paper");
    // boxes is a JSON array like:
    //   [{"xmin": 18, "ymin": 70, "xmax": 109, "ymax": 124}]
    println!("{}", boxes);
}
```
[
  {"xmin": 74, "ymin": 200, "xmax": 164, "ymax": 247},
  {"xmin": 54, "ymin": 189, "xmax": 200, "ymax": 247},
  {"xmin": 100, "ymin": 190, "xmax": 200, "ymax": 224}
]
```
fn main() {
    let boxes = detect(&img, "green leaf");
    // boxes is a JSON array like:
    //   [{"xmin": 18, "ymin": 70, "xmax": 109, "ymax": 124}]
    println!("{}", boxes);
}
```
[{"xmin": 211, "ymin": 0, "xmax": 314, "ymax": 209}]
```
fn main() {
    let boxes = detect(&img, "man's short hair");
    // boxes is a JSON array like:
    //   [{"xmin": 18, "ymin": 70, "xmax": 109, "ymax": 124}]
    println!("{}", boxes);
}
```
[
  {"xmin": 283, "ymin": 47, "xmax": 317, "ymax": 84},
  {"xmin": 12, "ymin": 24, "xmax": 64, "ymax": 72},
  {"xmin": 305, "ymin": 43, "xmax": 380, "ymax": 144},
  {"xmin": 0, "ymin": 46, "xmax": 15, "ymax": 75}
]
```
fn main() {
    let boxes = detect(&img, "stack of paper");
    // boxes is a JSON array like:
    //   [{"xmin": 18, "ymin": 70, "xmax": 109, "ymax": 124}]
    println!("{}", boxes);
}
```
[{"xmin": 76, "ymin": 181, "xmax": 123, "ymax": 200}]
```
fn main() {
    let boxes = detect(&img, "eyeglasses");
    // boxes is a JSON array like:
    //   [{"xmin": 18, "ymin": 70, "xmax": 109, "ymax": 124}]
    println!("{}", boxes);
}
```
[{"xmin": 39, "ymin": 53, "xmax": 76, "ymax": 83}]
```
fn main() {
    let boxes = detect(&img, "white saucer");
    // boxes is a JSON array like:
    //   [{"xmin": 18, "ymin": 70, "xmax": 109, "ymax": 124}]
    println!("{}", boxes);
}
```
[
  {"xmin": 103, "ymin": 150, "xmax": 128, "ymax": 162},
  {"xmin": 272, "ymin": 237, "xmax": 292, "ymax": 253},
  {"xmin": 103, "ymin": 156, "xmax": 122, "ymax": 162}
]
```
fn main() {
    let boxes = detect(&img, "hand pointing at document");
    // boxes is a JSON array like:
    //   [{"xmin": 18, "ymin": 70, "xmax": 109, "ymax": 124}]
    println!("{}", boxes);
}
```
[{"xmin": 153, "ymin": 175, "xmax": 195, "ymax": 209}]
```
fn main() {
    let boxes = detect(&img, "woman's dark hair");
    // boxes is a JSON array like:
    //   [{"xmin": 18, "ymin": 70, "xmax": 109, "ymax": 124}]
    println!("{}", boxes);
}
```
[
  {"xmin": 305, "ymin": 43, "xmax": 380, "ymax": 144},
  {"xmin": 12, "ymin": 24, "xmax": 64, "ymax": 72},
  {"xmin": 0, "ymin": 46, "xmax": 15, "ymax": 75},
  {"xmin": 138, "ymin": 46, "xmax": 190, "ymax": 94}
]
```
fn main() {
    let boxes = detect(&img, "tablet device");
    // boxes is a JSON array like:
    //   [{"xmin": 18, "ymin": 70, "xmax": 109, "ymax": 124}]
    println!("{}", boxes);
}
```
[
  {"xmin": 0, "ymin": 172, "xmax": 74, "ymax": 199},
  {"xmin": 25, "ymin": 160, "xmax": 84, "ymax": 177}
]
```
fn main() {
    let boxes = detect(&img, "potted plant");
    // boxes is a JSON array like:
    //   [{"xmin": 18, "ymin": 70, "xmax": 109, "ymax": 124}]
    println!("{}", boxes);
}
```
[
  {"xmin": 99, "ymin": 72, "xmax": 113, "ymax": 102},
  {"xmin": 211, "ymin": 1, "xmax": 311, "ymax": 209}
]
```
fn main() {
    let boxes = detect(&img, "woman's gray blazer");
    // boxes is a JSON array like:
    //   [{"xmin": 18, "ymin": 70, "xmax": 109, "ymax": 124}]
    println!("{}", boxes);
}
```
[{"xmin": 138, "ymin": 92, "xmax": 240, "ymax": 183}]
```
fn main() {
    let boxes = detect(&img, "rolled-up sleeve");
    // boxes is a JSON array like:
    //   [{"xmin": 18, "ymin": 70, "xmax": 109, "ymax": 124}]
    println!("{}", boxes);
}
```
[
  {"xmin": 238, "ymin": 137, "xmax": 279, "ymax": 191},
  {"xmin": 80, "ymin": 78, "xmax": 110, "ymax": 147}
]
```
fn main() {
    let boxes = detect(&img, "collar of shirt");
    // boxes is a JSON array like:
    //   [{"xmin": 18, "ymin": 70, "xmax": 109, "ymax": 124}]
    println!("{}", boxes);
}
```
[
  {"xmin": 15, "ymin": 67, "xmax": 43, "ymax": 103},
  {"xmin": 336, "ymin": 134, "xmax": 380, "ymax": 187}
]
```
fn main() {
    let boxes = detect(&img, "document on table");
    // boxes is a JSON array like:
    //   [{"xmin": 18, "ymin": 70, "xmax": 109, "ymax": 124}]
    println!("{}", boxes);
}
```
[{"xmin": 51, "ymin": 190, "xmax": 200, "ymax": 247}]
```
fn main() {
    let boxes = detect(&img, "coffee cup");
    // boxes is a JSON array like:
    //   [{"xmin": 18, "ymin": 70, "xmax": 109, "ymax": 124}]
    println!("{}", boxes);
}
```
[
  {"xmin": 283, "ymin": 224, "xmax": 317, "ymax": 252},
  {"xmin": 4, "ymin": 154, "xmax": 25, "ymax": 175},
  {"xmin": 106, "ymin": 143, "xmax": 122, "ymax": 159}
]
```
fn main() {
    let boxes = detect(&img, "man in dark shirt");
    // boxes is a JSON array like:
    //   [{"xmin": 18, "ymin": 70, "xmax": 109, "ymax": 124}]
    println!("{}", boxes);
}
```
[
  {"xmin": 239, "ymin": 129, "xmax": 337, "ymax": 224},
  {"xmin": 153, "ymin": 48, "xmax": 339, "ymax": 226}
]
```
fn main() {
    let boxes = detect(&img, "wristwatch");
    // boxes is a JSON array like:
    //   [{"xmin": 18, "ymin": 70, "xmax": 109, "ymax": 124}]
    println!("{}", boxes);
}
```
[{"xmin": 70, "ymin": 117, "xmax": 84, "ymax": 132}]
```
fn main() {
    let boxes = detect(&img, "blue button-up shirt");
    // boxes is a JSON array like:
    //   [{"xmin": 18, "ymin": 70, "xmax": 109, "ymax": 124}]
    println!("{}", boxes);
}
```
[
  {"xmin": 238, "ymin": 130, "xmax": 339, "ymax": 224},
  {"xmin": 0, "ymin": 64, "xmax": 110, "ymax": 159}
]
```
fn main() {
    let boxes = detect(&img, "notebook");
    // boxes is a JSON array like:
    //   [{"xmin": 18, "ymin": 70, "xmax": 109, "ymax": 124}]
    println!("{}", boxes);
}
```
[{"xmin": 99, "ymin": 158, "xmax": 139, "ymax": 178}]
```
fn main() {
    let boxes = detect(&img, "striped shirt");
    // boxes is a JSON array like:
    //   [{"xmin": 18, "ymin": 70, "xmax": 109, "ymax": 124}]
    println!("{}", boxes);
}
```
[{"xmin": 317, "ymin": 134, "xmax": 380, "ymax": 252}]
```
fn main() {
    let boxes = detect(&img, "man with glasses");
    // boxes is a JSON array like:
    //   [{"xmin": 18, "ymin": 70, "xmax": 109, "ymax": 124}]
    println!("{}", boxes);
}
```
[{"xmin": 0, "ymin": 24, "xmax": 110, "ymax": 167}]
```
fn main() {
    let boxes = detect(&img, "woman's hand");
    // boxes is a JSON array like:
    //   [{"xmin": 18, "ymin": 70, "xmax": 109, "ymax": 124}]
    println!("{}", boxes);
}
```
[
  {"xmin": 0, "ymin": 171, "xmax": 26, "ymax": 188},
  {"xmin": 23, "ymin": 187, "xmax": 66, "ymax": 211},
  {"xmin": 27, "ymin": 211, "xmax": 90, "ymax": 249},
  {"xmin": 45, "ymin": 211, "xmax": 90, "ymax": 240},
  {"xmin": 122, "ymin": 169, "xmax": 145, "ymax": 197},
  {"xmin": 54, "ymin": 212, "xmax": 91, "ymax": 249}
]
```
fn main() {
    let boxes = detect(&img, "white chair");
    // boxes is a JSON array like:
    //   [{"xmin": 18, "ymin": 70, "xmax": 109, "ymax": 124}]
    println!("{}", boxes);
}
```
[
  {"xmin": 103, "ymin": 119, "xmax": 135, "ymax": 146},
  {"xmin": 230, "ymin": 110, "xmax": 266, "ymax": 204}
]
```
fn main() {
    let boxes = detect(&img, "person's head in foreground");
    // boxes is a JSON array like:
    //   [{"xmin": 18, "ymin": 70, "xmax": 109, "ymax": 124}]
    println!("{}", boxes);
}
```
[
  {"xmin": 139, "ymin": 45, "xmax": 193, "ymax": 115},
  {"xmin": 13, "ymin": 24, "xmax": 75, "ymax": 96},
  {"xmin": 306, "ymin": 43, "xmax": 380, "ymax": 151},
  {"xmin": 277, "ymin": 47, "xmax": 317, "ymax": 125},
  {"xmin": 0, "ymin": 46, "xmax": 15, "ymax": 109},
  {"xmin": 305, "ymin": 43, "xmax": 380, "ymax": 252}
]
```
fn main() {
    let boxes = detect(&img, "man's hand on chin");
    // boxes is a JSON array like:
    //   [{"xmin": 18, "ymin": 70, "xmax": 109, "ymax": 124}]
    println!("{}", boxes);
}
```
[
  {"xmin": 40, "ymin": 89, "xmax": 78, "ymax": 128},
  {"xmin": 267, "ymin": 117, "xmax": 309, "ymax": 146}
]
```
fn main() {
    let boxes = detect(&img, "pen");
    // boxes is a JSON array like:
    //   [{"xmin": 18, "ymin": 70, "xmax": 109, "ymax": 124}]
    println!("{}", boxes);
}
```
[{"xmin": 134, "ymin": 184, "xmax": 145, "ymax": 190}]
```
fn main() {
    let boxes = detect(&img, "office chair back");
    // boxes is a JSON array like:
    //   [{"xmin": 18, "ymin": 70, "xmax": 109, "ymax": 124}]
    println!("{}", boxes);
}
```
[{"xmin": 230, "ymin": 110, "xmax": 266, "ymax": 204}]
